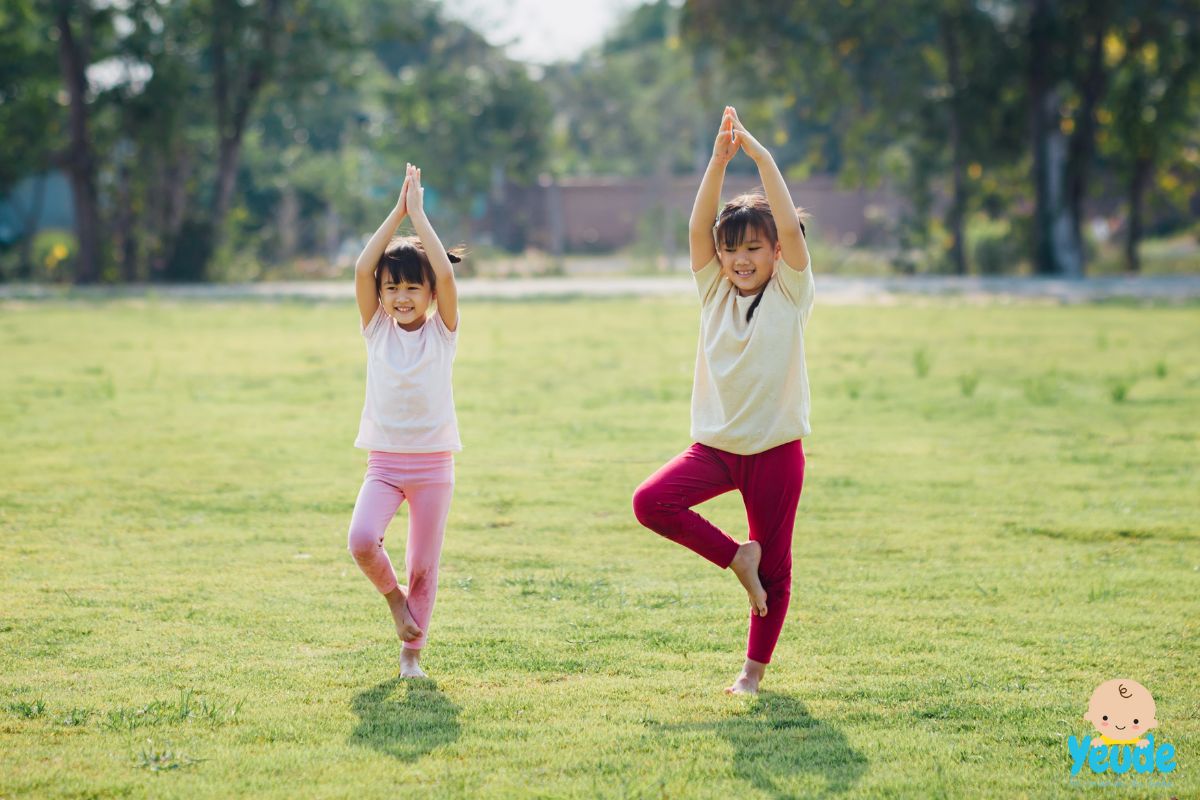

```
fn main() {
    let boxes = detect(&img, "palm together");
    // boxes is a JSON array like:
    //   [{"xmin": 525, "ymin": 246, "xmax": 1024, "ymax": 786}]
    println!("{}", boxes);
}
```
[
  {"xmin": 395, "ymin": 163, "xmax": 426, "ymax": 217},
  {"xmin": 713, "ymin": 105, "xmax": 766, "ymax": 164}
]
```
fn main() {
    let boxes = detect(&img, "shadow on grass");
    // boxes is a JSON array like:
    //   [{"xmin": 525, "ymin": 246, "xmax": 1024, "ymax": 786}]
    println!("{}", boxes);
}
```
[
  {"xmin": 671, "ymin": 693, "xmax": 867, "ymax": 797},
  {"xmin": 349, "ymin": 677, "xmax": 460, "ymax": 762}
]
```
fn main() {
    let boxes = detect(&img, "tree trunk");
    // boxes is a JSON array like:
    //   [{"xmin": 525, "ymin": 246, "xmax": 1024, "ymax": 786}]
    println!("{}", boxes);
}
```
[
  {"xmin": 115, "ymin": 143, "xmax": 138, "ymax": 281},
  {"xmin": 1028, "ymin": 0, "xmax": 1083, "ymax": 277},
  {"xmin": 54, "ymin": 2, "xmax": 102, "ymax": 283},
  {"xmin": 940, "ymin": 11, "xmax": 967, "ymax": 276},
  {"xmin": 1125, "ymin": 156, "xmax": 1151, "ymax": 273},
  {"xmin": 208, "ymin": 0, "xmax": 283, "ymax": 272},
  {"xmin": 1063, "ymin": 2, "xmax": 1112, "ymax": 278}
]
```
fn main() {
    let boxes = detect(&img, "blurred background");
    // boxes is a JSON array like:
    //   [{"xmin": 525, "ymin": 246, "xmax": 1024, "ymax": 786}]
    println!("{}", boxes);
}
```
[{"xmin": 2, "ymin": 0, "xmax": 1198, "ymax": 284}]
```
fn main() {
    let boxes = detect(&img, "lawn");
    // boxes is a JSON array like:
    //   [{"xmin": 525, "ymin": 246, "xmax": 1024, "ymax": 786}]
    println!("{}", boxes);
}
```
[{"xmin": 1, "ymin": 296, "xmax": 1197, "ymax": 798}]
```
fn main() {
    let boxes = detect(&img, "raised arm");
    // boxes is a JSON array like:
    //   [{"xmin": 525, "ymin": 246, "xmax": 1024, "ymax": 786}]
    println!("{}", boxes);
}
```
[
  {"xmin": 729, "ymin": 108, "xmax": 810, "ymax": 271},
  {"xmin": 404, "ymin": 165, "xmax": 459, "ymax": 332},
  {"xmin": 689, "ymin": 107, "xmax": 741, "ymax": 272},
  {"xmin": 355, "ymin": 170, "xmax": 410, "ymax": 328}
]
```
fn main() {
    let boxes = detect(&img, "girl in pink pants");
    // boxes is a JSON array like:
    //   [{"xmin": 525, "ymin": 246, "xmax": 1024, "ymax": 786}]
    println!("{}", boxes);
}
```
[
  {"xmin": 348, "ymin": 163, "xmax": 463, "ymax": 679},
  {"xmin": 634, "ymin": 107, "xmax": 815, "ymax": 695}
]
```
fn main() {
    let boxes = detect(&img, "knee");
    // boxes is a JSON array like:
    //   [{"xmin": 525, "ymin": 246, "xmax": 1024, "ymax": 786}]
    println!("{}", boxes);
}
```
[
  {"xmin": 632, "ymin": 482, "xmax": 668, "ymax": 527},
  {"xmin": 347, "ymin": 525, "xmax": 382, "ymax": 561}
]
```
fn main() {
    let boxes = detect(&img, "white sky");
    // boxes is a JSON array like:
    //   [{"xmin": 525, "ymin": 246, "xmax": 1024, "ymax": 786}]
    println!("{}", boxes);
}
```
[{"xmin": 437, "ymin": 0, "xmax": 647, "ymax": 64}]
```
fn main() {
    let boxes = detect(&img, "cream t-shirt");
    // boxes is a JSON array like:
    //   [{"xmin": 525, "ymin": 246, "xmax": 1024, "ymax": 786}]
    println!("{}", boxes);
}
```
[
  {"xmin": 355, "ymin": 306, "xmax": 462, "ymax": 453},
  {"xmin": 690, "ymin": 257, "xmax": 815, "ymax": 455}
]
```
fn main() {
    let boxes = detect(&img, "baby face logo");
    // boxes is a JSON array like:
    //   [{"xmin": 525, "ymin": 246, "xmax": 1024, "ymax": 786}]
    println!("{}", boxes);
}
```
[
  {"xmin": 1084, "ymin": 679, "xmax": 1158, "ymax": 747},
  {"xmin": 1068, "ymin": 679, "xmax": 1176, "ymax": 778}
]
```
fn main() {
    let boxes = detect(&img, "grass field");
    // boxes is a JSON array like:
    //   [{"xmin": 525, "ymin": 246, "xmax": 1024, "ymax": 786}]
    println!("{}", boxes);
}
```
[{"xmin": 1, "ymin": 296, "xmax": 1197, "ymax": 799}]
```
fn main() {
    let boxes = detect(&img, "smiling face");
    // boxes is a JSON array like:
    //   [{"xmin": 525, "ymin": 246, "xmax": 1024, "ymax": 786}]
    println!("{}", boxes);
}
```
[
  {"xmin": 380, "ymin": 277, "xmax": 433, "ymax": 330},
  {"xmin": 714, "ymin": 194, "xmax": 783, "ymax": 297},
  {"xmin": 376, "ymin": 237, "xmax": 437, "ymax": 331},
  {"xmin": 1084, "ymin": 679, "xmax": 1159, "ymax": 738},
  {"xmin": 717, "ymin": 227, "xmax": 782, "ymax": 296}
]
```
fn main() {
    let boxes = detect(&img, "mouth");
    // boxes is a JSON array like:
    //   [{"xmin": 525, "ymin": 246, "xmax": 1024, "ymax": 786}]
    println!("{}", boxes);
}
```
[
  {"xmin": 1115, "ymin": 725, "xmax": 1126, "ymax": 730},
  {"xmin": 394, "ymin": 306, "xmax": 414, "ymax": 314},
  {"xmin": 734, "ymin": 268, "xmax": 755, "ymax": 278}
]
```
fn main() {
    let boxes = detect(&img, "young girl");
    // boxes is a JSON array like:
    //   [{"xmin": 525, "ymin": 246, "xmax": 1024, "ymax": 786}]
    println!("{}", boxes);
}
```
[
  {"xmin": 347, "ymin": 163, "xmax": 462, "ymax": 679},
  {"xmin": 632, "ymin": 107, "xmax": 814, "ymax": 695}
]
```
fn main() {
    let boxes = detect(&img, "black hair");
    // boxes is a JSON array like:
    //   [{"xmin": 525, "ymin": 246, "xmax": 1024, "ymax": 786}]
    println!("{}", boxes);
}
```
[
  {"xmin": 714, "ymin": 193, "xmax": 808, "ymax": 322},
  {"xmin": 375, "ymin": 236, "xmax": 463, "ymax": 296}
]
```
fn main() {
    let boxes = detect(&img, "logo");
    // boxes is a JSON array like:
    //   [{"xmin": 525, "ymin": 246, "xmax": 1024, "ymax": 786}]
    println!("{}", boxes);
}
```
[{"xmin": 1068, "ymin": 679, "xmax": 1176, "ymax": 780}]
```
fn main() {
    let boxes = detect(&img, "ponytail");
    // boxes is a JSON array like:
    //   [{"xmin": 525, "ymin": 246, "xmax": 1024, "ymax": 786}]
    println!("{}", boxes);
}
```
[{"xmin": 746, "ymin": 285, "xmax": 767, "ymax": 322}]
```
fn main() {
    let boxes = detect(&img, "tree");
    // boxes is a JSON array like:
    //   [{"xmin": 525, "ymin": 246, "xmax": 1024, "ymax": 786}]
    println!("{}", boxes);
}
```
[
  {"xmin": 682, "ymin": 0, "xmax": 1025, "ymax": 273},
  {"xmin": 1099, "ymin": 1, "xmax": 1200, "ymax": 271},
  {"xmin": 0, "ymin": 0, "xmax": 62, "ymax": 278},
  {"xmin": 52, "ymin": 0, "xmax": 114, "ymax": 283}
]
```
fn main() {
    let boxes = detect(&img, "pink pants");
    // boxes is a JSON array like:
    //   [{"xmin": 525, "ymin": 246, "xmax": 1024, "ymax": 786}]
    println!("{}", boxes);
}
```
[
  {"xmin": 347, "ymin": 451, "xmax": 454, "ymax": 650},
  {"xmin": 632, "ymin": 440, "xmax": 805, "ymax": 664}
]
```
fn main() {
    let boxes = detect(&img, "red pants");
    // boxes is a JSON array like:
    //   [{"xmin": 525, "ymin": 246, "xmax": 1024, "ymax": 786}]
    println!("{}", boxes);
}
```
[{"xmin": 632, "ymin": 440, "xmax": 805, "ymax": 664}]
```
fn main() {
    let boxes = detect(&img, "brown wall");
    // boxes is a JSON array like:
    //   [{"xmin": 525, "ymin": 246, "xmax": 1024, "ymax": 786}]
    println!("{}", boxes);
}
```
[{"xmin": 491, "ymin": 174, "xmax": 905, "ymax": 253}]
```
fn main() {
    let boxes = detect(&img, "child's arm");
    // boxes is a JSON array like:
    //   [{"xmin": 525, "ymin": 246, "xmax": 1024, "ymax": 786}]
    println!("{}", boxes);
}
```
[
  {"xmin": 689, "ymin": 107, "xmax": 740, "ymax": 272},
  {"xmin": 730, "ymin": 108, "xmax": 810, "ymax": 271},
  {"xmin": 354, "ymin": 170, "xmax": 411, "ymax": 329},
  {"xmin": 404, "ymin": 164, "xmax": 459, "ymax": 332}
]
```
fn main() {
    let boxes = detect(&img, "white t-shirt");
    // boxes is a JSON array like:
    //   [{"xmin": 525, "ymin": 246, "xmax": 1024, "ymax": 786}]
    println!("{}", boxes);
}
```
[
  {"xmin": 355, "ymin": 306, "xmax": 462, "ymax": 453},
  {"xmin": 690, "ymin": 256, "xmax": 815, "ymax": 455}
]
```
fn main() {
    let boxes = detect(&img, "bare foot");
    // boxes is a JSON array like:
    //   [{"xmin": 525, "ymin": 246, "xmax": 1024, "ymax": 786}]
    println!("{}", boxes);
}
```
[
  {"xmin": 724, "ymin": 659, "xmax": 766, "ymax": 695},
  {"xmin": 399, "ymin": 648, "xmax": 427, "ymax": 679},
  {"xmin": 729, "ymin": 541, "xmax": 768, "ymax": 617},
  {"xmin": 385, "ymin": 586, "xmax": 423, "ymax": 642}
]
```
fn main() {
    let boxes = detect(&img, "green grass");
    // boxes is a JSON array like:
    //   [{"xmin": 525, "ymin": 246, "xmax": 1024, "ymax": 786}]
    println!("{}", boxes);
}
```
[{"xmin": 1, "ymin": 297, "xmax": 1198, "ymax": 799}]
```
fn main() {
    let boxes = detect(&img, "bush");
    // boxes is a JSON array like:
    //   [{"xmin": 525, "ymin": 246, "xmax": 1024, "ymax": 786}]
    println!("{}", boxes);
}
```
[
  {"xmin": 30, "ymin": 229, "xmax": 78, "ymax": 282},
  {"xmin": 968, "ymin": 216, "xmax": 1025, "ymax": 276}
]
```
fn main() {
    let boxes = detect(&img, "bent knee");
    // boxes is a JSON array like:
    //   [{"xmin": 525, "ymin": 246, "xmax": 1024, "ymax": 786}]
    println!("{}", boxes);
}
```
[
  {"xmin": 347, "ymin": 527, "xmax": 383, "ymax": 560},
  {"xmin": 632, "ymin": 483, "xmax": 669, "ymax": 526}
]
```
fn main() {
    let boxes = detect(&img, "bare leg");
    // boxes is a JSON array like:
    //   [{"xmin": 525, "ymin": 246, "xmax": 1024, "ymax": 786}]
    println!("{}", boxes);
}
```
[
  {"xmin": 729, "ymin": 541, "xmax": 768, "ymax": 617},
  {"xmin": 399, "ymin": 647, "xmax": 427, "ymax": 679},
  {"xmin": 725, "ymin": 658, "xmax": 766, "ymax": 695},
  {"xmin": 384, "ymin": 586, "xmax": 423, "ymax": 642}
]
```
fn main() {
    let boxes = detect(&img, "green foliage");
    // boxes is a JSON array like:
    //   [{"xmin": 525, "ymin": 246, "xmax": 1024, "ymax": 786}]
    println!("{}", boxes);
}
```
[
  {"xmin": 135, "ymin": 740, "xmax": 203, "ymax": 772},
  {"xmin": 28, "ymin": 229, "xmax": 77, "ymax": 282},
  {"xmin": 958, "ymin": 371, "xmax": 980, "ymax": 397},
  {"xmin": 968, "ymin": 215, "xmax": 1027, "ymax": 276},
  {"xmin": 912, "ymin": 346, "xmax": 931, "ymax": 378},
  {"xmin": 7, "ymin": 699, "xmax": 46, "ymax": 719}
]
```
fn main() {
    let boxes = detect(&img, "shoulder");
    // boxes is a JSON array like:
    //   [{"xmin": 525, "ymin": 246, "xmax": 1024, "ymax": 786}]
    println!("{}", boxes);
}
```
[
  {"xmin": 362, "ymin": 305, "xmax": 389, "ymax": 340},
  {"xmin": 773, "ymin": 257, "xmax": 815, "ymax": 306},
  {"xmin": 428, "ymin": 309, "xmax": 459, "ymax": 343},
  {"xmin": 694, "ymin": 257, "xmax": 724, "ymax": 304}
]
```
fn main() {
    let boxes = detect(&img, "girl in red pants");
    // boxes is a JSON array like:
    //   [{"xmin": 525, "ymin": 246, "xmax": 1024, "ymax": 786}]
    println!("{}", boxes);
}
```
[{"xmin": 633, "ymin": 107, "xmax": 813, "ymax": 695}]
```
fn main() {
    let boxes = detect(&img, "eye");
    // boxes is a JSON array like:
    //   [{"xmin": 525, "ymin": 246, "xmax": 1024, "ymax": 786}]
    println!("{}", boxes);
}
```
[
  {"xmin": 1134, "ymin": 719, "xmax": 1139, "ymax": 724},
  {"xmin": 1102, "ymin": 715, "xmax": 1108, "ymax": 721}
]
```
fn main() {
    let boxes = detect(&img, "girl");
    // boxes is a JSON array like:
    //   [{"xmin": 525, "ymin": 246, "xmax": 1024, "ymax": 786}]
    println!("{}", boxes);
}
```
[
  {"xmin": 632, "ymin": 107, "xmax": 814, "ymax": 695},
  {"xmin": 347, "ymin": 163, "xmax": 462, "ymax": 679}
]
